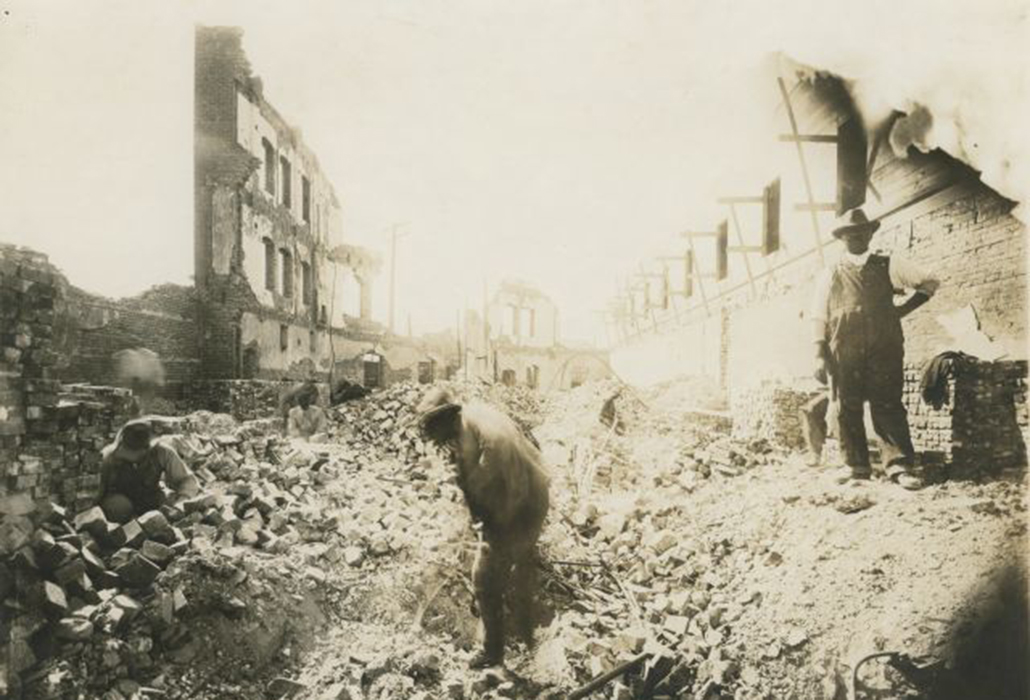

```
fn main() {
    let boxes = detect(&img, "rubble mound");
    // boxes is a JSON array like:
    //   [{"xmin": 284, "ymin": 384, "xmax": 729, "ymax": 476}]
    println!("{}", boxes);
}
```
[{"xmin": 3, "ymin": 379, "xmax": 1026, "ymax": 700}]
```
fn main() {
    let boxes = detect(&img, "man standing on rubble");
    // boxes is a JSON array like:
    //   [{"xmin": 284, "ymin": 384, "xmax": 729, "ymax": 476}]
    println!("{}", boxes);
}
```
[
  {"xmin": 99, "ymin": 419, "xmax": 200, "ymax": 523},
  {"xmin": 417, "ymin": 387, "xmax": 550, "ymax": 669},
  {"xmin": 810, "ymin": 207, "xmax": 940, "ymax": 490}
]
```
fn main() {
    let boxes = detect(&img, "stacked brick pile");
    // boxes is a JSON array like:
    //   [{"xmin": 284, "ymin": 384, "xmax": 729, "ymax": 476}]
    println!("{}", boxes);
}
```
[
  {"xmin": 730, "ymin": 381, "xmax": 817, "ymax": 450},
  {"xmin": 3, "ymin": 412, "xmax": 344, "ymax": 697},
  {"xmin": 950, "ymin": 360, "xmax": 1028, "ymax": 475},
  {"xmin": 1, "ymin": 245, "xmax": 65, "ymax": 506},
  {"xmin": 54, "ymin": 385, "xmax": 137, "ymax": 513},
  {"xmin": 903, "ymin": 364, "xmax": 957, "ymax": 467},
  {"xmin": 826, "ymin": 359, "xmax": 1029, "ymax": 476}
]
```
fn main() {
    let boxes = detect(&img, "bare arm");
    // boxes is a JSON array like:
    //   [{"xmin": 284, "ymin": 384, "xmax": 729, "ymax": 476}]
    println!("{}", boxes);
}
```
[
  {"xmin": 156, "ymin": 444, "xmax": 199, "ymax": 497},
  {"xmin": 896, "ymin": 291, "xmax": 932, "ymax": 319}
]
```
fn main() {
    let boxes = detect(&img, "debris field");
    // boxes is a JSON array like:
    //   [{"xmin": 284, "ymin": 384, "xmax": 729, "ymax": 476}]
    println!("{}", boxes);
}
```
[{"xmin": 2, "ymin": 379, "xmax": 1027, "ymax": 700}]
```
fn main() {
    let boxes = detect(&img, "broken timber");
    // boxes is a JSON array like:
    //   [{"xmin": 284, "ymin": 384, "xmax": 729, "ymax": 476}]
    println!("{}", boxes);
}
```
[{"xmin": 566, "ymin": 652, "xmax": 652, "ymax": 700}]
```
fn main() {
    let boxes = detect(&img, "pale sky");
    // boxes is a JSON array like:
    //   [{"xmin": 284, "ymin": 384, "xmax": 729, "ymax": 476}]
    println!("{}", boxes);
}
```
[{"xmin": 1, "ymin": 0, "xmax": 1026, "ymax": 345}]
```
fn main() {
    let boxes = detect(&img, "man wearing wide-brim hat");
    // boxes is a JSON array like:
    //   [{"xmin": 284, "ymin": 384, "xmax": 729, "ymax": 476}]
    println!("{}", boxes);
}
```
[
  {"xmin": 98, "ymin": 418, "xmax": 199, "ymax": 523},
  {"xmin": 416, "ymin": 386, "xmax": 550, "ymax": 669},
  {"xmin": 808, "ymin": 207, "xmax": 940, "ymax": 489}
]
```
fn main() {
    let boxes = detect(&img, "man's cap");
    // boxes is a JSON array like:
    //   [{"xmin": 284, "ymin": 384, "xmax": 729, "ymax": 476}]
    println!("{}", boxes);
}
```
[
  {"xmin": 119, "ymin": 418, "xmax": 152, "ymax": 452},
  {"xmin": 832, "ymin": 207, "xmax": 881, "ymax": 239},
  {"xmin": 415, "ymin": 387, "xmax": 460, "ymax": 428}
]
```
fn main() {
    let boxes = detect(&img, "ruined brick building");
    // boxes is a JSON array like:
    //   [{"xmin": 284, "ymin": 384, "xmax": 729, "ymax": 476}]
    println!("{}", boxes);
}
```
[
  {"xmin": 610, "ymin": 61, "xmax": 1028, "ymax": 476},
  {"xmin": 464, "ymin": 280, "xmax": 611, "ymax": 391},
  {"xmin": 194, "ymin": 26, "xmax": 383, "ymax": 383}
]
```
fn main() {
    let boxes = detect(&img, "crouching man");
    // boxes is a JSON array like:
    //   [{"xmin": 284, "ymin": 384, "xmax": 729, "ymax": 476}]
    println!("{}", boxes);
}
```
[
  {"xmin": 417, "ymin": 387, "xmax": 550, "ymax": 669},
  {"xmin": 99, "ymin": 419, "xmax": 200, "ymax": 523},
  {"xmin": 285, "ymin": 382, "xmax": 329, "ymax": 441}
]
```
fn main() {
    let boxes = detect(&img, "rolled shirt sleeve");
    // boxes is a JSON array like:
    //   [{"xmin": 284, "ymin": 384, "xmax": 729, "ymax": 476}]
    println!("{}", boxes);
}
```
[
  {"xmin": 808, "ymin": 268, "xmax": 833, "ymax": 343},
  {"xmin": 154, "ymin": 443, "xmax": 199, "ymax": 496},
  {"xmin": 890, "ymin": 255, "xmax": 940, "ymax": 296}
]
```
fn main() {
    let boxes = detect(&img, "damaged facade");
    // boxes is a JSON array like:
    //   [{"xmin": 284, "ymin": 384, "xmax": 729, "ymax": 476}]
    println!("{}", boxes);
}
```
[
  {"xmin": 195, "ymin": 26, "xmax": 382, "ymax": 383},
  {"xmin": 465, "ymin": 280, "xmax": 611, "ymax": 391},
  {"xmin": 610, "ymin": 63, "xmax": 1028, "ymax": 475}
]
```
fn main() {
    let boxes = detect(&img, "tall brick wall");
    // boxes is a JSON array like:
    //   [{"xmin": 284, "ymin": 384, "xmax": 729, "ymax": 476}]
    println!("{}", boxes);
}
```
[
  {"xmin": 1, "ymin": 246, "xmax": 63, "ymax": 504},
  {"xmin": 61, "ymin": 285, "xmax": 202, "ymax": 390},
  {"xmin": 877, "ymin": 179, "xmax": 1027, "ymax": 362},
  {"xmin": 1, "ymin": 247, "xmax": 137, "ymax": 512}
]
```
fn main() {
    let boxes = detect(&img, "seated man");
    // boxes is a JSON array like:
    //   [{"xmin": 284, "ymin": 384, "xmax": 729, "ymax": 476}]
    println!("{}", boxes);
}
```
[
  {"xmin": 99, "ymin": 419, "xmax": 199, "ymax": 523},
  {"xmin": 287, "ymin": 383, "xmax": 329, "ymax": 441}
]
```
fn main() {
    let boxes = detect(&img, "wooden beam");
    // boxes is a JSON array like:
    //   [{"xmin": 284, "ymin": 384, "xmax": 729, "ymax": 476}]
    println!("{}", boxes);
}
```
[
  {"xmin": 728, "ymin": 203, "xmax": 756, "ymax": 296},
  {"xmin": 685, "ymin": 236, "xmax": 710, "ymax": 316},
  {"xmin": 793, "ymin": 202, "xmax": 837, "ymax": 212},
  {"xmin": 778, "ymin": 76, "xmax": 826, "ymax": 265},
  {"xmin": 716, "ymin": 196, "xmax": 764, "ymax": 205},
  {"xmin": 778, "ymin": 134, "xmax": 838, "ymax": 143}
]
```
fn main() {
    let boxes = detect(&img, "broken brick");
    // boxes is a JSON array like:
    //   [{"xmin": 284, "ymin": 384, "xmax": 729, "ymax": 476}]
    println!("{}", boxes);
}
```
[
  {"xmin": 81, "ymin": 547, "xmax": 107, "ymax": 576},
  {"xmin": 55, "ymin": 616, "xmax": 94, "ymax": 641},
  {"xmin": 73, "ymin": 506, "xmax": 109, "ymax": 538},
  {"xmin": 107, "ymin": 520, "xmax": 145, "ymax": 550},
  {"xmin": 182, "ymin": 493, "xmax": 218, "ymax": 514},
  {"xmin": 137, "ymin": 510, "xmax": 175, "ymax": 543},
  {"xmin": 141, "ymin": 540, "xmax": 175, "ymax": 566},
  {"xmin": 40, "ymin": 580, "xmax": 68, "ymax": 617},
  {"xmin": 12, "ymin": 545, "xmax": 39, "ymax": 572},
  {"xmin": 111, "ymin": 594, "xmax": 144, "ymax": 622},
  {"xmin": 54, "ymin": 557, "xmax": 87, "ymax": 587},
  {"xmin": 0, "ymin": 520, "xmax": 31, "ymax": 553},
  {"xmin": 113, "ymin": 553, "xmax": 161, "ymax": 589}
]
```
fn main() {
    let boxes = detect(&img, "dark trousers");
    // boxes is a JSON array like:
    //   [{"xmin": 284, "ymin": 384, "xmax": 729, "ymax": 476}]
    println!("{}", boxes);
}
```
[
  {"xmin": 800, "ymin": 393, "xmax": 829, "ymax": 459},
  {"xmin": 473, "ymin": 532, "xmax": 540, "ymax": 658},
  {"xmin": 833, "ymin": 353, "xmax": 916, "ymax": 475}
]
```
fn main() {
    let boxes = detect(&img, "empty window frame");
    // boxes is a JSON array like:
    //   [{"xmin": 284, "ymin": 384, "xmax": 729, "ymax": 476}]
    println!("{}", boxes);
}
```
[
  {"xmin": 301, "ymin": 261, "xmax": 313, "ymax": 305},
  {"xmin": 280, "ymin": 156, "xmax": 292, "ymax": 209},
  {"xmin": 262, "ymin": 139, "xmax": 275, "ymax": 195},
  {"xmin": 263, "ymin": 238, "xmax": 276, "ymax": 292},
  {"xmin": 280, "ymin": 249, "xmax": 293, "ymax": 297},
  {"xmin": 520, "ymin": 308, "xmax": 535, "ymax": 338},
  {"xmin": 302, "ymin": 176, "xmax": 311, "ymax": 223},
  {"xmin": 279, "ymin": 324, "xmax": 289, "ymax": 352}
]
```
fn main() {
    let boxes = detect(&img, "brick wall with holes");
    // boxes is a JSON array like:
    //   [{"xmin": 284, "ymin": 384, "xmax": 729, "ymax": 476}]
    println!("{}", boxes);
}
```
[{"xmin": 61, "ymin": 285, "xmax": 202, "ymax": 392}]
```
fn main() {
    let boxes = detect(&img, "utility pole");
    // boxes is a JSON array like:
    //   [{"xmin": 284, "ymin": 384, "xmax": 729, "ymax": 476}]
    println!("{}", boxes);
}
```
[{"xmin": 387, "ymin": 223, "xmax": 409, "ymax": 335}]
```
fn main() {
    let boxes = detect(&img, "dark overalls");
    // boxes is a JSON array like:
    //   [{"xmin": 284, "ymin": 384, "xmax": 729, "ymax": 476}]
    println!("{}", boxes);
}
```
[{"xmin": 826, "ymin": 255, "xmax": 916, "ymax": 477}]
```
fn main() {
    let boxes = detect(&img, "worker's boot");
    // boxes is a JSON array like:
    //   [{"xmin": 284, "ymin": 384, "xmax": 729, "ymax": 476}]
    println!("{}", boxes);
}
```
[
  {"xmin": 886, "ymin": 463, "xmax": 925, "ymax": 491},
  {"xmin": 470, "ymin": 620, "xmax": 505, "ymax": 669},
  {"xmin": 831, "ymin": 465, "xmax": 871, "ymax": 484}
]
